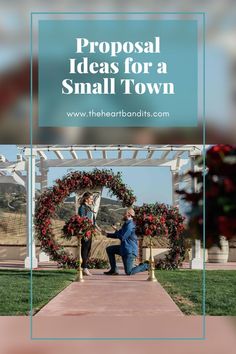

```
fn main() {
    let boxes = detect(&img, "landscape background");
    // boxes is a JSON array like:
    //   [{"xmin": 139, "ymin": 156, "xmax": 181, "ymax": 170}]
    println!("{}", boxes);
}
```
[{"xmin": 0, "ymin": 183, "xmax": 172, "ymax": 261}]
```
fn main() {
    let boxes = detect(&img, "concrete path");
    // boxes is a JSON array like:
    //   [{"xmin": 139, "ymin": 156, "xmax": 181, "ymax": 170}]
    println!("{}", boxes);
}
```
[{"xmin": 36, "ymin": 267, "xmax": 182, "ymax": 317}]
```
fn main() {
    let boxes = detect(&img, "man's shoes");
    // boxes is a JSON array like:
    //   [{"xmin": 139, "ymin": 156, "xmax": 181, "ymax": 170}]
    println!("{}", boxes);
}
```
[
  {"xmin": 103, "ymin": 270, "xmax": 119, "ymax": 275},
  {"xmin": 82, "ymin": 268, "xmax": 92, "ymax": 276}
]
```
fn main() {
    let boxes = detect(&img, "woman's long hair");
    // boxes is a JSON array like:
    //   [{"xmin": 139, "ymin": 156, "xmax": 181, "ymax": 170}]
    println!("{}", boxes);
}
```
[{"xmin": 79, "ymin": 191, "xmax": 93, "ymax": 206}]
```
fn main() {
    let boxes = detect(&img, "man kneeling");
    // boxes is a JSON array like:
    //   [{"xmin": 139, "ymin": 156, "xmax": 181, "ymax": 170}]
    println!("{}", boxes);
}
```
[{"xmin": 104, "ymin": 208, "xmax": 149, "ymax": 276}]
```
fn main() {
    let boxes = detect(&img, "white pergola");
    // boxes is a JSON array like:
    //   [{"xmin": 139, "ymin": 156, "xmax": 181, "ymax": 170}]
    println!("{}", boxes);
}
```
[{"xmin": 0, "ymin": 145, "xmax": 203, "ymax": 269}]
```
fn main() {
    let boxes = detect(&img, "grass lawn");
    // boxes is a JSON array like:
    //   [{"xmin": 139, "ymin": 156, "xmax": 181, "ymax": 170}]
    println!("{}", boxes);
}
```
[
  {"xmin": 0, "ymin": 269, "xmax": 76, "ymax": 315},
  {"xmin": 155, "ymin": 270, "xmax": 236, "ymax": 316}
]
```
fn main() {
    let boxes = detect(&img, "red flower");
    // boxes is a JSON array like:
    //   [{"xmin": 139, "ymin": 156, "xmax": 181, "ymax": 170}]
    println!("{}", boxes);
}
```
[
  {"xmin": 147, "ymin": 215, "xmax": 153, "ymax": 222},
  {"xmin": 145, "ymin": 229, "xmax": 152, "ymax": 236},
  {"xmin": 223, "ymin": 178, "xmax": 235, "ymax": 193},
  {"xmin": 218, "ymin": 216, "xmax": 236, "ymax": 238},
  {"xmin": 206, "ymin": 183, "xmax": 220, "ymax": 198},
  {"xmin": 85, "ymin": 231, "xmax": 91, "ymax": 238},
  {"xmin": 208, "ymin": 144, "xmax": 233, "ymax": 155},
  {"xmin": 160, "ymin": 216, "xmax": 166, "ymax": 224}
]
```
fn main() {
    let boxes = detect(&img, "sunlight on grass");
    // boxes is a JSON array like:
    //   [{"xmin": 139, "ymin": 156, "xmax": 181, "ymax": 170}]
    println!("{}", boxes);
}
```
[
  {"xmin": 156, "ymin": 270, "xmax": 236, "ymax": 315},
  {"xmin": 0, "ymin": 269, "xmax": 76, "ymax": 315}
]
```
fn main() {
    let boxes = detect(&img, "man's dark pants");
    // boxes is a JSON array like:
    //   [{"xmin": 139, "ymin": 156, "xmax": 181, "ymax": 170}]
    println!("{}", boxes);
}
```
[{"xmin": 106, "ymin": 244, "xmax": 149, "ymax": 275}]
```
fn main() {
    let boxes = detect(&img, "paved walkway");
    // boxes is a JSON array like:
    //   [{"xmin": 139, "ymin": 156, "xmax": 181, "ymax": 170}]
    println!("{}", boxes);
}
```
[{"xmin": 36, "ymin": 267, "xmax": 183, "ymax": 317}]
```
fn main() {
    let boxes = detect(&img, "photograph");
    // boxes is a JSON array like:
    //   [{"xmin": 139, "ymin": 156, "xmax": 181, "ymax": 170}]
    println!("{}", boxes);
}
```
[{"xmin": 0, "ymin": 0, "xmax": 236, "ymax": 353}]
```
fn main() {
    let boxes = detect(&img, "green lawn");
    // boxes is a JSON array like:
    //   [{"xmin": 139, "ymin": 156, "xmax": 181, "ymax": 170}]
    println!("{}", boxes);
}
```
[
  {"xmin": 0, "ymin": 269, "xmax": 76, "ymax": 315},
  {"xmin": 155, "ymin": 270, "xmax": 236, "ymax": 315},
  {"xmin": 0, "ymin": 269, "xmax": 235, "ymax": 316}
]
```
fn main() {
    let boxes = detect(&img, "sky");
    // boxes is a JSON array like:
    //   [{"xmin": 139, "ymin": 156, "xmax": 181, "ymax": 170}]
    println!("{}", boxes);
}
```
[
  {"xmin": 0, "ymin": 145, "xmax": 174, "ymax": 206},
  {"xmin": 47, "ymin": 166, "xmax": 173, "ymax": 206}
]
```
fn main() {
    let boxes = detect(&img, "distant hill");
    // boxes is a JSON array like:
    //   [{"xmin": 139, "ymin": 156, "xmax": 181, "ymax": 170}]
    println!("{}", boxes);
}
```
[
  {"xmin": 0, "ymin": 195, "xmax": 170, "ymax": 248},
  {"xmin": 97, "ymin": 197, "xmax": 125, "ymax": 227},
  {"xmin": 0, "ymin": 182, "xmax": 125, "ymax": 228},
  {"xmin": 0, "ymin": 185, "xmax": 170, "ymax": 249},
  {"xmin": 0, "ymin": 183, "xmax": 26, "ymax": 211},
  {"xmin": 100, "ymin": 197, "xmax": 123, "ymax": 206},
  {"xmin": 0, "ymin": 183, "xmax": 25, "ymax": 194},
  {"xmin": 55, "ymin": 196, "xmax": 125, "ymax": 227}
]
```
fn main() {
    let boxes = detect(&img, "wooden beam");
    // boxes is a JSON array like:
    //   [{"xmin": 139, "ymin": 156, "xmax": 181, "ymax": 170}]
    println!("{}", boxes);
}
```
[
  {"xmin": 38, "ymin": 151, "xmax": 47, "ymax": 160},
  {"xmin": 102, "ymin": 150, "xmax": 107, "ymax": 159},
  {"xmin": 70, "ymin": 150, "xmax": 78, "ymax": 159},
  {"xmin": 147, "ymin": 150, "xmax": 154, "ymax": 159},
  {"xmin": 86, "ymin": 150, "xmax": 92, "ymax": 159},
  {"xmin": 160, "ymin": 151, "xmax": 170, "ymax": 160},
  {"xmin": 54, "ymin": 151, "xmax": 64, "ymax": 160}
]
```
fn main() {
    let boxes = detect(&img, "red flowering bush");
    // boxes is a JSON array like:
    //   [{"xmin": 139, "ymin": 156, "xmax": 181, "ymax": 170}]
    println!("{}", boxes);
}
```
[
  {"xmin": 136, "ymin": 213, "xmax": 168, "ymax": 237},
  {"xmin": 177, "ymin": 144, "xmax": 236, "ymax": 247},
  {"xmin": 62, "ymin": 215, "xmax": 96, "ymax": 241},
  {"xmin": 35, "ymin": 169, "xmax": 136, "ymax": 268},
  {"xmin": 134, "ymin": 203, "xmax": 186, "ymax": 269}
]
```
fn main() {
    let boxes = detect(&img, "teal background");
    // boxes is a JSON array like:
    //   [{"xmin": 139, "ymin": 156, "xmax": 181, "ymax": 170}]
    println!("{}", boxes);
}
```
[{"xmin": 38, "ymin": 20, "xmax": 198, "ymax": 127}]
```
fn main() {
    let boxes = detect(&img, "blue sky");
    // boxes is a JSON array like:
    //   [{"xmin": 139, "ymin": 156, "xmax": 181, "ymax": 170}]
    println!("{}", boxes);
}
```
[
  {"xmin": 0, "ymin": 145, "xmax": 173, "ymax": 206},
  {"xmin": 48, "ymin": 166, "xmax": 172, "ymax": 206}
]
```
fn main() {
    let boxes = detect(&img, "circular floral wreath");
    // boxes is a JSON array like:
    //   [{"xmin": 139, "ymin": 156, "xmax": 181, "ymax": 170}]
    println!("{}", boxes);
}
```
[
  {"xmin": 134, "ymin": 203, "xmax": 186, "ymax": 270},
  {"xmin": 35, "ymin": 169, "xmax": 136, "ymax": 268}
]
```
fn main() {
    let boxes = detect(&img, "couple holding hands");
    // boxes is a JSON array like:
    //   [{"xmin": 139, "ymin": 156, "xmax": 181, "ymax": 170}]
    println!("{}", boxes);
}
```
[{"xmin": 78, "ymin": 192, "xmax": 149, "ymax": 276}]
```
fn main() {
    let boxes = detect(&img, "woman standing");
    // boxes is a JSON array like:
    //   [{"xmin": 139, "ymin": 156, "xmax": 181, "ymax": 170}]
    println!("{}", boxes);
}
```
[{"xmin": 78, "ymin": 192, "xmax": 95, "ymax": 276}]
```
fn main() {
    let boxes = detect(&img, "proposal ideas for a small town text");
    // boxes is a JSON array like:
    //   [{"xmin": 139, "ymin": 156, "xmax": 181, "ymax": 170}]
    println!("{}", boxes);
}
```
[{"xmin": 61, "ymin": 37, "xmax": 175, "ymax": 96}]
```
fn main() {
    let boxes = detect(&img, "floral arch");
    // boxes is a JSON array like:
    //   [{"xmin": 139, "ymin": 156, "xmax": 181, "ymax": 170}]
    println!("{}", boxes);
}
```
[
  {"xmin": 35, "ymin": 169, "xmax": 136, "ymax": 268},
  {"xmin": 35, "ymin": 169, "xmax": 186, "ymax": 269}
]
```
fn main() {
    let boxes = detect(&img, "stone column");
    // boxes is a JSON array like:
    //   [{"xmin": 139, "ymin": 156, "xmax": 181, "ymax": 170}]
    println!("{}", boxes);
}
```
[
  {"xmin": 191, "ymin": 239, "xmax": 204, "ymax": 269},
  {"xmin": 24, "ymin": 148, "xmax": 38, "ymax": 269},
  {"xmin": 38, "ymin": 158, "xmax": 50, "ymax": 262},
  {"xmin": 228, "ymin": 236, "xmax": 236, "ymax": 262},
  {"xmin": 190, "ymin": 150, "xmax": 203, "ymax": 269},
  {"xmin": 171, "ymin": 166, "xmax": 179, "ymax": 207},
  {"xmin": 39, "ymin": 158, "xmax": 48, "ymax": 192}
]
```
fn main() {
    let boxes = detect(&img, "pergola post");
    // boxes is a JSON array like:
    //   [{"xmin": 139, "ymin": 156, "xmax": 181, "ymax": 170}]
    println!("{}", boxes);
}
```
[
  {"xmin": 24, "ymin": 148, "xmax": 38, "ymax": 269},
  {"xmin": 38, "ymin": 158, "xmax": 50, "ymax": 262},
  {"xmin": 190, "ymin": 149, "xmax": 203, "ymax": 270},
  {"xmin": 39, "ymin": 157, "xmax": 48, "ymax": 192},
  {"xmin": 75, "ymin": 194, "xmax": 79, "ymax": 214},
  {"xmin": 171, "ymin": 166, "xmax": 179, "ymax": 207}
]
